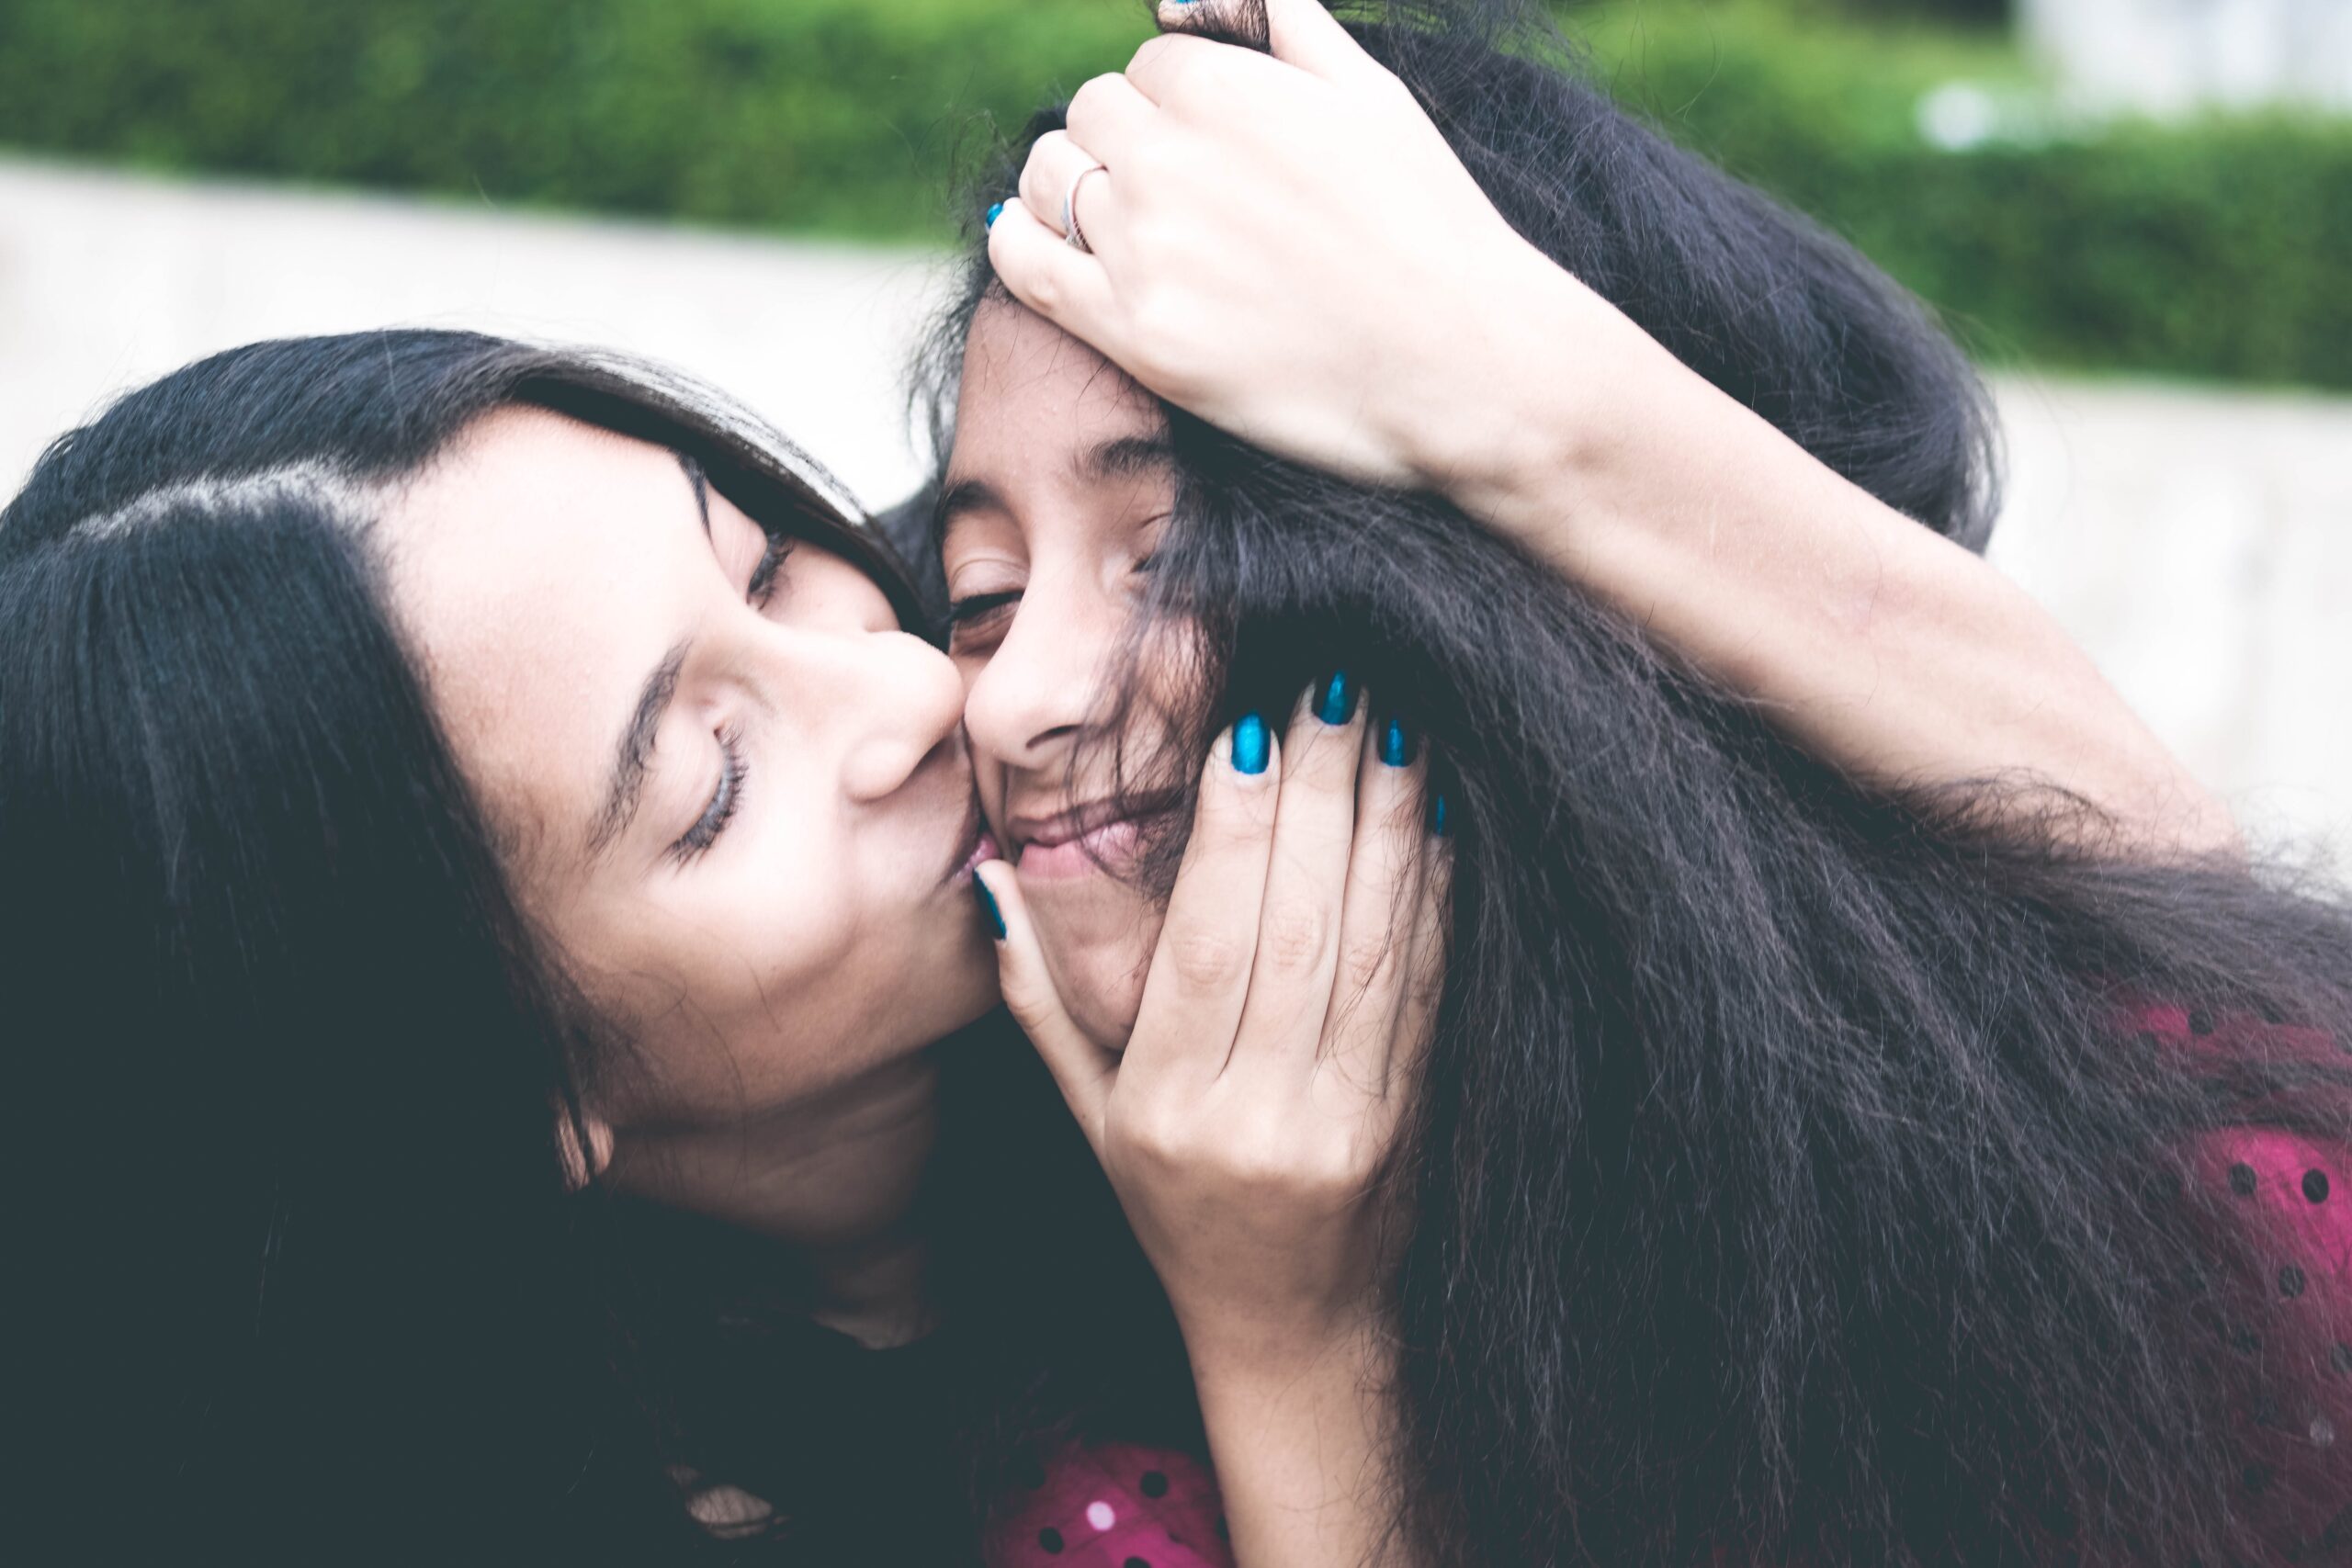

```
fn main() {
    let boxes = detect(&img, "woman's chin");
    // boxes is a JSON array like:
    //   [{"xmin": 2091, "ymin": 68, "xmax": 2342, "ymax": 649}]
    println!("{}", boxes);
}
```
[{"xmin": 1023, "ymin": 894, "xmax": 1159, "ymax": 1055}]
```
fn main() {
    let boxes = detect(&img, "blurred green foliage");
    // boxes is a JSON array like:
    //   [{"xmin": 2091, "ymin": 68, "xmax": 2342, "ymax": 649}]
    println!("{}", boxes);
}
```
[
  {"xmin": 0, "ymin": 0, "xmax": 1154, "ymax": 233},
  {"xmin": 1575, "ymin": 0, "xmax": 2352, "ymax": 385},
  {"xmin": 0, "ymin": 0, "xmax": 2345, "ymax": 387}
]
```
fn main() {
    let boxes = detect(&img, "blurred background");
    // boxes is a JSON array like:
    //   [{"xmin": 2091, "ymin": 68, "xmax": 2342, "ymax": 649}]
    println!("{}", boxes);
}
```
[{"xmin": 0, "ymin": 0, "xmax": 2344, "ymax": 850}]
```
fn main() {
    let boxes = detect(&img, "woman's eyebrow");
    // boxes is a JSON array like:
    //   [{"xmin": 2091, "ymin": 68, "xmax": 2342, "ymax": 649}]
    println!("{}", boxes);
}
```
[
  {"xmin": 933, "ymin": 475, "xmax": 1003, "ymax": 549},
  {"xmin": 585, "ymin": 458, "xmax": 710, "ymax": 860},
  {"xmin": 934, "ymin": 433, "xmax": 1174, "ymax": 552},
  {"xmin": 679, "ymin": 452, "xmax": 712, "ymax": 536},
  {"xmin": 586, "ymin": 640, "xmax": 693, "ymax": 859},
  {"xmin": 1073, "ymin": 434, "xmax": 1175, "ymax": 488}
]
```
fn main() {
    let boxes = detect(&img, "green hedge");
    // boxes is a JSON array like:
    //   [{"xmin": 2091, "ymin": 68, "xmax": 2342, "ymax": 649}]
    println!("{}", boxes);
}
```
[
  {"xmin": 0, "ymin": 0, "xmax": 1155, "ymax": 235},
  {"xmin": 1576, "ymin": 1, "xmax": 2352, "ymax": 387},
  {"xmin": 1, "ymin": 0, "xmax": 2346, "ymax": 388}
]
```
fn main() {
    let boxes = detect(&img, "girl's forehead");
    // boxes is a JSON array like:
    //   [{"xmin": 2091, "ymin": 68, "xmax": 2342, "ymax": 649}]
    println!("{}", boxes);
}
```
[{"xmin": 957, "ymin": 301, "xmax": 1156, "ymax": 441}]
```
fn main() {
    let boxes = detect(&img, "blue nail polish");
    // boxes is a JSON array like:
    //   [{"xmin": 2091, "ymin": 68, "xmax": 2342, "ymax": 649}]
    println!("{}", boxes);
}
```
[
  {"xmin": 1430, "ymin": 792, "xmax": 1453, "ymax": 837},
  {"xmin": 1314, "ymin": 670, "xmax": 1357, "ymax": 727},
  {"xmin": 1379, "ymin": 716, "xmax": 1414, "ymax": 767},
  {"xmin": 972, "ymin": 874, "xmax": 1006, "ymax": 940},
  {"xmin": 1231, "ymin": 713, "xmax": 1271, "ymax": 776},
  {"xmin": 984, "ymin": 200, "xmax": 1005, "ymax": 230}
]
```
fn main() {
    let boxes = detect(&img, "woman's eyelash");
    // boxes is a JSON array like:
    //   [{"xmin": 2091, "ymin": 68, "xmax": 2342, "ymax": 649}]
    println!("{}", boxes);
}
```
[
  {"xmin": 945, "ymin": 589, "xmax": 1022, "ymax": 626},
  {"xmin": 672, "ymin": 726, "xmax": 748, "ymax": 862},
  {"xmin": 748, "ymin": 533, "xmax": 793, "ymax": 607}
]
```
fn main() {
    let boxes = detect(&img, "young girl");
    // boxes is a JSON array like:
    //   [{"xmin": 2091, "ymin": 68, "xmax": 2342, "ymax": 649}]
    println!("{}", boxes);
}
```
[{"xmin": 939, "ymin": 3, "xmax": 2352, "ymax": 1562}]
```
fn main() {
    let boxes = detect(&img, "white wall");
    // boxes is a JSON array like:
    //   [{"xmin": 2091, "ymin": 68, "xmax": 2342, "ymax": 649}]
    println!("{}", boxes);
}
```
[
  {"xmin": 2017, "ymin": 0, "xmax": 2352, "ymax": 116},
  {"xmin": 3, "ymin": 157, "xmax": 2346, "ymax": 854}
]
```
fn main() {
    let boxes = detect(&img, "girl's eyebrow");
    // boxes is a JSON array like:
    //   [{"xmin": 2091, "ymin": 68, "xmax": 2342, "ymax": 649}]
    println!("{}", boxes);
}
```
[
  {"xmin": 933, "ymin": 475, "xmax": 1002, "ymax": 549},
  {"xmin": 584, "ymin": 457, "xmax": 711, "ymax": 860},
  {"xmin": 587, "ymin": 640, "xmax": 693, "ymax": 860},
  {"xmin": 1073, "ymin": 434, "xmax": 1175, "ymax": 487},
  {"xmin": 935, "ymin": 434, "xmax": 1176, "ymax": 549},
  {"xmin": 679, "ymin": 452, "xmax": 711, "ymax": 536}
]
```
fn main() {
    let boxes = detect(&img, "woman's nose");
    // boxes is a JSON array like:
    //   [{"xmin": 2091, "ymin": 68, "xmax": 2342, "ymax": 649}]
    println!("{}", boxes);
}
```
[
  {"xmin": 960, "ymin": 587, "xmax": 1116, "ymax": 773},
  {"xmin": 800, "ymin": 626, "xmax": 968, "ymax": 806}
]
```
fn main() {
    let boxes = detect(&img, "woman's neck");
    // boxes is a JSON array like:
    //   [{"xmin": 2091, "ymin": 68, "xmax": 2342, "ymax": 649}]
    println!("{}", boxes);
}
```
[{"xmin": 608, "ymin": 1048, "xmax": 944, "ymax": 1348}]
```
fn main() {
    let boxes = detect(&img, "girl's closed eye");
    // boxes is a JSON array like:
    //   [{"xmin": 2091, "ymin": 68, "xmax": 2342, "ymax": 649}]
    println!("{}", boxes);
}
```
[
  {"xmin": 672, "ymin": 725, "xmax": 749, "ymax": 863},
  {"xmin": 946, "ymin": 586, "xmax": 1023, "ymax": 655},
  {"xmin": 748, "ymin": 532, "xmax": 793, "ymax": 609}
]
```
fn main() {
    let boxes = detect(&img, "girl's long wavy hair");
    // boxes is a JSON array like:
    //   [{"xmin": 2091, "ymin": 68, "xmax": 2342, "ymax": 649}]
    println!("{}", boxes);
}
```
[{"xmin": 919, "ymin": 5, "xmax": 2352, "ymax": 1562}]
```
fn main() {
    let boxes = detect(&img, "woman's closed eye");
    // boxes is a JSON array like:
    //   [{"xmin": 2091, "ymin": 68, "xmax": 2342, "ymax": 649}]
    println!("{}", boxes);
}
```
[
  {"xmin": 946, "ymin": 587, "xmax": 1023, "ymax": 654},
  {"xmin": 671, "ymin": 725, "xmax": 749, "ymax": 863},
  {"xmin": 748, "ymin": 531, "xmax": 793, "ymax": 609}
]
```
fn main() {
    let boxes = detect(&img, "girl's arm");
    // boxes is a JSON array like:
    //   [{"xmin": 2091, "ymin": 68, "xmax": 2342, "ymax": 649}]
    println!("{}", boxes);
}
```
[
  {"xmin": 987, "ymin": 0, "xmax": 2233, "ymax": 857},
  {"xmin": 976, "ymin": 693, "xmax": 1442, "ymax": 1568}
]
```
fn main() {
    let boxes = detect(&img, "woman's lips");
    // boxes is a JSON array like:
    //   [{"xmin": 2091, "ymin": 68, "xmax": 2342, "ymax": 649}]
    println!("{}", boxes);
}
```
[
  {"xmin": 940, "ymin": 794, "xmax": 998, "ymax": 886},
  {"xmin": 955, "ymin": 825, "xmax": 1001, "ymax": 883},
  {"xmin": 1016, "ymin": 817, "xmax": 1142, "ymax": 883}
]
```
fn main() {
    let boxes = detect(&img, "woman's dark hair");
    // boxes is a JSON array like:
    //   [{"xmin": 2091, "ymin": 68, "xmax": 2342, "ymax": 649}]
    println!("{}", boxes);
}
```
[
  {"xmin": 919, "ymin": 5, "xmax": 2352, "ymax": 1562},
  {"xmin": 0, "ymin": 329, "xmax": 958, "ymax": 1560}
]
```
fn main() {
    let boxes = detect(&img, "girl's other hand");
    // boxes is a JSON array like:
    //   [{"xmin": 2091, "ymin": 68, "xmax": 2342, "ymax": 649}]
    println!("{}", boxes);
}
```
[
  {"xmin": 987, "ymin": 0, "xmax": 1603, "ymax": 494},
  {"xmin": 972, "ymin": 676, "xmax": 1448, "ymax": 1361}
]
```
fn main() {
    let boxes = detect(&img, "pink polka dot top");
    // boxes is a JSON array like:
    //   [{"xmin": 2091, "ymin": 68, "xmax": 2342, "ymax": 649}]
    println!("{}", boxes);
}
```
[{"xmin": 987, "ymin": 1439, "xmax": 1233, "ymax": 1568}]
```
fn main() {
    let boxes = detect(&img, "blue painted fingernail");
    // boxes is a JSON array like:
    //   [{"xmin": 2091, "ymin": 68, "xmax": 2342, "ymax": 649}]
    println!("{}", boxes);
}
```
[
  {"xmin": 1378, "ymin": 715, "xmax": 1414, "ymax": 767},
  {"xmin": 1314, "ymin": 670, "xmax": 1357, "ymax": 727},
  {"xmin": 984, "ymin": 200, "xmax": 1005, "ymax": 230},
  {"xmin": 972, "ymin": 874, "xmax": 1006, "ymax": 940},
  {"xmin": 1231, "ymin": 713, "xmax": 1271, "ymax": 776},
  {"xmin": 1430, "ymin": 792, "xmax": 1453, "ymax": 837}
]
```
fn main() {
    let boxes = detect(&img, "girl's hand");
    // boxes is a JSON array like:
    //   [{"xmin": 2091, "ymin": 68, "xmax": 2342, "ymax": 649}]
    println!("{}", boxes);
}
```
[
  {"xmin": 972, "ymin": 681, "xmax": 1448, "ymax": 1361},
  {"xmin": 986, "ymin": 0, "xmax": 1600, "ymax": 495}
]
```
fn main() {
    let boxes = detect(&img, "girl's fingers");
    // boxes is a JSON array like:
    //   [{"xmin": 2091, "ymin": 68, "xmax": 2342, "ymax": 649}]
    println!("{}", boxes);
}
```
[
  {"xmin": 1016, "ymin": 131, "xmax": 1119, "ymax": 254},
  {"xmin": 1318, "ymin": 712, "xmax": 1432, "ymax": 1098},
  {"xmin": 985, "ymin": 197, "xmax": 1116, "ymax": 342},
  {"xmin": 1226, "ymin": 676, "xmax": 1370, "ymax": 1070},
  {"xmin": 1125, "ymin": 716, "xmax": 1283, "ymax": 1091},
  {"xmin": 1152, "ymin": 0, "xmax": 1384, "ymax": 89},
  {"xmin": 1252, "ymin": 0, "xmax": 1389, "ymax": 86},
  {"xmin": 974, "ymin": 861, "xmax": 1117, "ymax": 1148},
  {"xmin": 1385, "ymin": 812, "xmax": 1453, "ymax": 1099},
  {"xmin": 1123, "ymin": 29, "xmax": 1251, "ymax": 108},
  {"xmin": 1063, "ymin": 70, "xmax": 1157, "ymax": 166}
]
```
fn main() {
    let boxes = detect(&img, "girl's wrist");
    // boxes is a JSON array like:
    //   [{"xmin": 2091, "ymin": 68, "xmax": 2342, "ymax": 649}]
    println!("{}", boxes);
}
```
[
  {"xmin": 1397, "ymin": 239, "xmax": 1674, "ymax": 548},
  {"xmin": 1392, "ymin": 236, "xmax": 1618, "ymax": 505},
  {"xmin": 1170, "ymin": 1288, "xmax": 1383, "ymax": 1382}
]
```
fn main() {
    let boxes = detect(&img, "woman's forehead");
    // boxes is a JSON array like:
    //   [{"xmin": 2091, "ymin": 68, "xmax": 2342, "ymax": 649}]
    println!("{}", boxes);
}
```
[{"xmin": 958, "ymin": 302, "xmax": 1158, "ymax": 443}]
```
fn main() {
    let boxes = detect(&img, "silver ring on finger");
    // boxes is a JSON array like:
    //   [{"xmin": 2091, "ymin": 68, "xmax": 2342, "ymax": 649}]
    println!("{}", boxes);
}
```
[{"xmin": 1064, "ymin": 164, "xmax": 1108, "ymax": 253}]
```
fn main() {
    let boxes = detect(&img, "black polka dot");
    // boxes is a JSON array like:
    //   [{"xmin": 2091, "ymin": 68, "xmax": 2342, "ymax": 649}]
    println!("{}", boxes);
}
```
[
  {"xmin": 2307, "ymin": 1169, "xmax": 2332, "ymax": 1204},
  {"xmin": 2334, "ymin": 1341, "xmax": 2352, "ymax": 1374},
  {"xmin": 2189, "ymin": 1009, "xmax": 2216, "ymax": 1036},
  {"xmin": 2244, "ymin": 1462, "xmax": 2274, "ymax": 1495},
  {"xmin": 1138, "ymin": 1470, "xmax": 1169, "ymax": 1499},
  {"xmin": 2230, "ymin": 1163, "xmax": 2259, "ymax": 1196},
  {"xmin": 1038, "ymin": 1527, "xmax": 1065, "ymax": 1554},
  {"xmin": 2228, "ymin": 1325, "xmax": 2263, "ymax": 1356},
  {"xmin": 1125, "ymin": 1559, "xmax": 1152, "ymax": 1568},
  {"xmin": 2282, "ymin": 1264, "xmax": 2309, "ymax": 1299}
]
